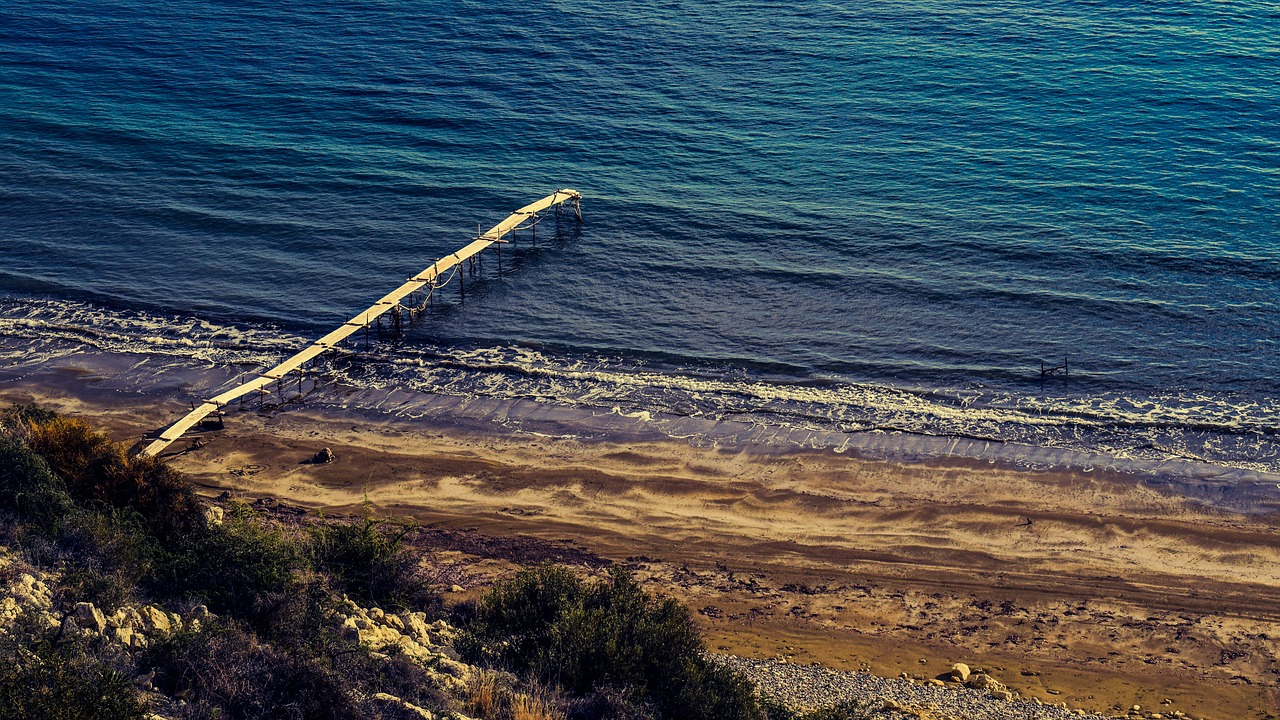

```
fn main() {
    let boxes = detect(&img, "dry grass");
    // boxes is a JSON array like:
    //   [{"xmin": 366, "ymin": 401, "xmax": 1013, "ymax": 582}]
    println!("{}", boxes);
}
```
[
  {"xmin": 465, "ymin": 671, "xmax": 563, "ymax": 720},
  {"xmin": 466, "ymin": 670, "xmax": 501, "ymax": 718},
  {"xmin": 511, "ymin": 691, "xmax": 561, "ymax": 720}
]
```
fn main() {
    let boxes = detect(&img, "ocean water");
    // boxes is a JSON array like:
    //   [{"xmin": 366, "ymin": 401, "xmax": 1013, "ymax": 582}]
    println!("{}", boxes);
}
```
[{"xmin": 2, "ymin": 1, "xmax": 1278, "ymax": 477}]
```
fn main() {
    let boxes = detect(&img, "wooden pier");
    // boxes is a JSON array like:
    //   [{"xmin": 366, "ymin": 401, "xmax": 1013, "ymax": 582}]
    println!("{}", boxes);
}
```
[{"xmin": 136, "ymin": 189, "xmax": 582, "ymax": 458}]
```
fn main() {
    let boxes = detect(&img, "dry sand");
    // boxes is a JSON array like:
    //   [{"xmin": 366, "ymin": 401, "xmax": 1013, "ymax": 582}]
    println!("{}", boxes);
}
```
[{"xmin": 5, "ymin": 374, "xmax": 1279, "ymax": 720}]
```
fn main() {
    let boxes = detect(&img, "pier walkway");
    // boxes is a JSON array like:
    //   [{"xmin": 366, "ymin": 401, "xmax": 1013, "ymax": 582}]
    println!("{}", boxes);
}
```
[{"xmin": 137, "ymin": 189, "xmax": 582, "ymax": 458}]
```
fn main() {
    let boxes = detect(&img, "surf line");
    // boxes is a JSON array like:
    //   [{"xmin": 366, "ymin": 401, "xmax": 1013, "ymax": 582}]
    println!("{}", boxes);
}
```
[{"xmin": 135, "ymin": 189, "xmax": 583, "ymax": 458}]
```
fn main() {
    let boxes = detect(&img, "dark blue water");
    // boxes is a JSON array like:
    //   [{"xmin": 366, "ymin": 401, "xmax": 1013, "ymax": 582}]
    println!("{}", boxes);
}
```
[{"xmin": 2, "ymin": 0, "xmax": 1279, "ymax": 474}]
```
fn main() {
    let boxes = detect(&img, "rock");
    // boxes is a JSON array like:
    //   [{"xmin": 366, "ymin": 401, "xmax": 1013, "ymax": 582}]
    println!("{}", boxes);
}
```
[
  {"xmin": 371, "ymin": 693, "xmax": 433, "ymax": 719},
  {"xmin": 437, "ymin": 657, "xmax": 472, "ymax": 680},
  {"xmin": 926, "ymin": 678, "xmax": 946, "ymax": 687},
  {"xmin": 384, "ymin": 613, "xmax": 405, "ymax": 632},
  {"xmin": 966, "ymin": 673, "xmax": 1004, "ymax": 692},
  {"xmin": 75, "ymin": 602, "xmax": 107, "ymax": 634},
  {"xmin": 134, "ymin": 670, "xmax": 156, "ymax": 690},
  {"xmin": 395, "ymin": 637, "xmax": 437, "ymax": 664},
  {"xmin": 341, "ymin": 617, "xmax": 361, "ymax": 642},
  {"xmin": 992, "ymin": 690, "xmax": 1013, "ymax": 701},
  {"xmin": 312, "ymin": 447, "xmax": 335, "ymax": 464},
  {"xmin": 122, "ymin": 607, "xmax": 144, "ymax": 630},
  {"xmin": 368, "ymin": 607, "xmax": 385, "ymax": 622},
  {"xmin": 112, "ymin": 626, "xmax": 136, "ymax": 647},
  {"xmin": 948, "ymin": 662, "xmax": 971, "ymax": 682},
  {"xmin": 0, "ymin": 597, "xmax": 19, "ymax": 624},
  {"xmin": 15, "ymin": 573, "xmax": 52, "ymax": 607},
  {"xmin": 449, "ymin": 584, "xmax": 465, "ymax": 593},
  {"xmin": 359, "ymin": 624, "xmax": 403, "ymax": 649},
  {"xmin": 190, "ymin": 605, "xmax": 212, "ymax": 622},
  {"xmin": 204, "ymin": 506, "xmax": 224, "ymax": 526},
  {"xmin": 140, "ymin": 606, "xmax": 173, "ymax": 635},
  {"xmin": 404, "ymin": 612, "xmax": 432, "ymax": 643}
]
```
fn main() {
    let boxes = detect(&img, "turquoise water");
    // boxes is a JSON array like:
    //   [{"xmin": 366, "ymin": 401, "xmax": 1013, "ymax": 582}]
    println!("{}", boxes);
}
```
[{"xmin": 2, "ymin": 1, "xmax": 1278, "ymax": 473}]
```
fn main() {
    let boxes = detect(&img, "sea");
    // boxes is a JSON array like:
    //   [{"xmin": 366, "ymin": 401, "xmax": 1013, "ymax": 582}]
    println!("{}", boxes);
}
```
[{"xmin": 2, "ymin": 1, "xmax": 1278, "ymax": 492}]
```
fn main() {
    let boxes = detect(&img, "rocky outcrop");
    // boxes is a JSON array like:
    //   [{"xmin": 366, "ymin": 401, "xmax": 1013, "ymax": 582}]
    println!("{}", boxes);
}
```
[
  {"xmin": 333, "ymin": 596, "xmax": 475, "ymax": 693},
  {"xmin": 371, "ymin": 692, "xmax": 436, "ymax": 719}
]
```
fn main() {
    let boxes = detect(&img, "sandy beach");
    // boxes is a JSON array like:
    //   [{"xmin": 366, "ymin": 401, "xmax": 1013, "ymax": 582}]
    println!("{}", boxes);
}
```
[{"xmin": 5, "ymin": 372, "xmax": 1279, "ymax": 720}]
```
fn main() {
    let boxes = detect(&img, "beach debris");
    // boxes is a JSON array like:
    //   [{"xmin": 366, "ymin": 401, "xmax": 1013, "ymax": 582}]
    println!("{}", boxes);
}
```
[
  {"xmin": 1040, "ymin": 357, "xmax": 1069, "ymax": 378},
  {"xmin": 312, "ymin": 447, "xmax": 335, "ymax": 464}
]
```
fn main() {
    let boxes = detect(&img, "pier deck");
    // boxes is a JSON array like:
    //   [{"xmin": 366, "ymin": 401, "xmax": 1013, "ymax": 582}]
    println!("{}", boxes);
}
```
[{"xmin": 137, "ymin": 189, "xmax": 582, "ymax": 457}]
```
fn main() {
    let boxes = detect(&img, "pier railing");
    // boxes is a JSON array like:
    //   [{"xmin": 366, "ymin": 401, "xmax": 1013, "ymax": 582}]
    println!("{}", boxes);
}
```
[{"xmin": 136, "ymin": 189, "xmax": 582, "ymax": 458}]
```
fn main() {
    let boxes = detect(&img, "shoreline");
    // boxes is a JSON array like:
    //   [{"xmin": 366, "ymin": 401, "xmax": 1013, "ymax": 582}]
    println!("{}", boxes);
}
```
[
  {"xmin": 5, "ymin": 340, "xmax": 1280, "ymax": 508},
  {"xmin": 4, "ymin": 371, "xmax": 1280, "ymax": 719}
]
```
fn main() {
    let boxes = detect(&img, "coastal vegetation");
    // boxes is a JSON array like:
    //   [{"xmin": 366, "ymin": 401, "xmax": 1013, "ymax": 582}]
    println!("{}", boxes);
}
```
[{"xmin": 0, "ymin": 404, "xmax": 869, "ymax": 720}]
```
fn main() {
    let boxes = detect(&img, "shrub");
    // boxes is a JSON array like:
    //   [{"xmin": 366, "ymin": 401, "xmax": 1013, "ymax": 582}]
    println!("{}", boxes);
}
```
[
  {"xmin": 309, "ymin": 515, "xmax": 435, "ymax": 611},
  {"xmin": 0, "ymin": 402, "xmax": 57, "ymax": 429},
  {"xmin": 461, "ymin": 566, "xmax": 764, "ymax": 720},
  {"xmin": 48, "ymin": 507, "xmax": 154, "ymax": 612},
  {"xmin": 153, "ymin": 503, "xmax": 305, "ymax": 628},
  {"xmin": 0, "ymin": 610, "xmax": 146, "ymax": 720},
  {"xmin": 0, "ymin": 435, "xmax": 74, "ymax": 525},
  {"xmin": 22, "ymin": 416, "xmax": 203, "ymax": 539},
  {"xmin": 147, "ymin": 621, "xmax": 360, "ymax": 720}
]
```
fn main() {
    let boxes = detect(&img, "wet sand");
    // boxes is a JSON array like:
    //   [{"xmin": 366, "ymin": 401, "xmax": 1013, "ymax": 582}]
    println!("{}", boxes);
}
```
[{"xmin": 5, "ymin": 373, "xmax": 1279, "ymax": 720}]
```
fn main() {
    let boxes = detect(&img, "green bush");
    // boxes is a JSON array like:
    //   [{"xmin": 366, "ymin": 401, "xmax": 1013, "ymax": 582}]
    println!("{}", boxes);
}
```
[
  {"xmin": 48, "ymin": 507, "xmax": 154, "ymax": 612},
  {"xmin": 0, "ymin": 435, "xmax": 74, "ymax": 525},
  {"xmin": 461, "ymin": 565, "xmax": 764, "ymax": 720},
  {"xmin": 309, "ymin": 515, "xmax": 435, "ymax": 611},
  {"xmin": 153, "ymin": 503, "xmax": 305, "ymax": 627}
]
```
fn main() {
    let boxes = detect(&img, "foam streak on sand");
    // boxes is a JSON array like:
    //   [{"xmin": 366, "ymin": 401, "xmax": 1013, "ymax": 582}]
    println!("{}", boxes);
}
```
[{"xmin": 136, "ymin": 190, "xmax": 581, "ymax": 457}]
